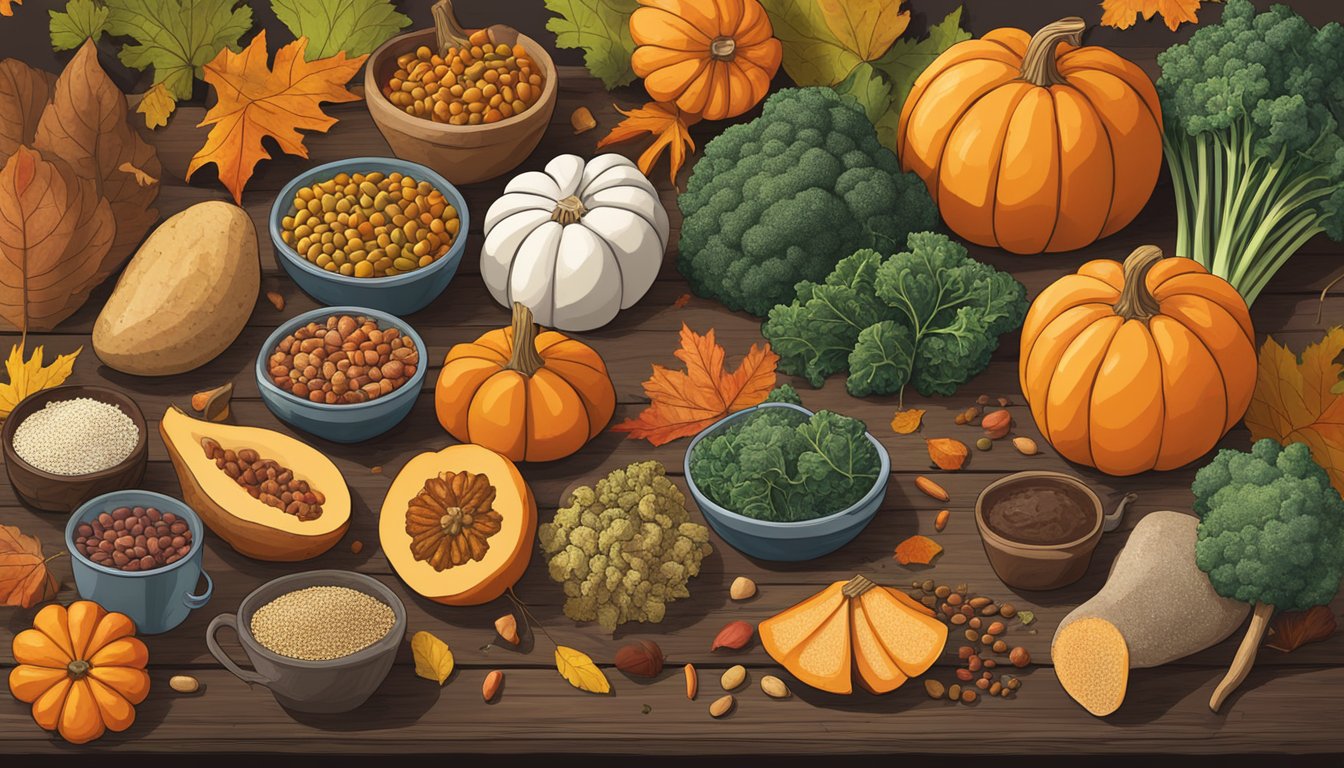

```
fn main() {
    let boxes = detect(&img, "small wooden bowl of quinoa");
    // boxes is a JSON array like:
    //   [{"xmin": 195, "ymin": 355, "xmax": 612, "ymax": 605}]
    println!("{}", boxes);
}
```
[{"xmin": 2, "ymin": 385, "xmax": 148, "ymax": 512}]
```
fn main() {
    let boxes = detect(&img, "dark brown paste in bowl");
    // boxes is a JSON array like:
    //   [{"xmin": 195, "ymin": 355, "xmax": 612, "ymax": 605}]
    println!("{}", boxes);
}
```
[{"xmin": 983, "ymin": 482, "xmax": 1097, "ymax": 546}]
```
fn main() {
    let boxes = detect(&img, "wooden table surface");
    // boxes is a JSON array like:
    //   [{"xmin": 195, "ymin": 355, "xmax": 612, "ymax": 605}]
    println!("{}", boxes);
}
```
[{"xmin": 2, "ymin": 55, "xmax": 1342, "ymax": 756}]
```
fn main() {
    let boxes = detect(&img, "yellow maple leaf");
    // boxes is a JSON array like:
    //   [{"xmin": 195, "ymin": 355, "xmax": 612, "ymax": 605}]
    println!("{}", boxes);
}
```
[
  {"xmin": 187, "ymin": 31, "xmax": 366, "ymax": 204},
  {"xmin": 818, "ymin": 0, "xmax": 910, "ymax": 62},
  {"xmin": 1243, "ymin": 329, "xmax": 1344, "ymax": 496},
  {"xmin": 1100, "ymin": 0, "xmax": 1208, "ymax": 32},
  {"xmin": 0, "ymin": 343, "xmax": 81, "ymax": 421},
  {"xmin": 410, "ymin": 630, "xmax": 455, "ymax": 685},
  {"xmin": 136, "ymin": 83, "xmax": 177, "ymax": 130},
  {"xmin": 596, "ymin": 101, "xmax": 699, "ymax": 186},
  {"xmin": 0, "ymin": 0, "xmax": 21, "ymax": 17},
  {"xmin": 554, "ymin": 645, "xmax": 610, "ymax": 694}
]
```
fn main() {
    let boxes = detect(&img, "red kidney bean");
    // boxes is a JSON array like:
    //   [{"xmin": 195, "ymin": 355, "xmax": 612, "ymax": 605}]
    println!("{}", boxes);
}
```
[{"xmin": 75, "ymin": 506, "xmax": 192, "ymax": 573}]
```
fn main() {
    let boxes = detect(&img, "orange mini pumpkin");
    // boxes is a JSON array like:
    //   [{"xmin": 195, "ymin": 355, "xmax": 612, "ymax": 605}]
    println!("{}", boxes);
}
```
[
  {"xmin": 436, "ymin": 302, "xmax": 616, "ymax": 462},
  {"xmin": 897, "ymin": 17, "xmax": 1162, "ymax": 254},
  {"xmin": 9, "ymin": 601, "xmax": 150, "ymax": 744},
  {"xmin": 629, "ymin": 0, "xmax": 781, "ymax": 121},
  {"xmin": 1019, "ymin": 246, "xmax": 1256, "ymax": 476}
]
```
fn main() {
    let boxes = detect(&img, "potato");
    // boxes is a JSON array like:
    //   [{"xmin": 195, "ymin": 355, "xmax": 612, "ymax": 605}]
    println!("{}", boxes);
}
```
[{"xmin": 93, "ymin": 201, "xmax": 259, "ymax": 376}]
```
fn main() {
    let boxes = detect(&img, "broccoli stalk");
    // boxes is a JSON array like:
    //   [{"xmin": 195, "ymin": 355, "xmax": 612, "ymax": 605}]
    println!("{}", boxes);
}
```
[
  {"xmin": 1156, "ymin": 0, "xmax": 1344, "ymax": 306},
  {"xmin": 1192, "ymin": 440, "xmax": 1344, "ymax": 711}
]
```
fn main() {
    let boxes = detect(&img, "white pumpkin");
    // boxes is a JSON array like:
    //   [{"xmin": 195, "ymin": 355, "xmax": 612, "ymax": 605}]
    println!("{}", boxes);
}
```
[{"xmin": 481, "ymin": 154, "xmax": 670, "ymax": 331}]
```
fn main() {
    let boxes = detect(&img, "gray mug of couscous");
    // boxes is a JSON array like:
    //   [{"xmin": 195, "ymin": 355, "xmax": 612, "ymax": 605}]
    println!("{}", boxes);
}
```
[{"xmin": 206, "ymin": 570, "xmax": 406, "ymax": 713}]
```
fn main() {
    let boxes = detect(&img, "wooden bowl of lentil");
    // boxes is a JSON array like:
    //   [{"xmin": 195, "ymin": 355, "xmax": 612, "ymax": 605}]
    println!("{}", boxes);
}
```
[
  {"xmin": 1, "ymin": 386, "xmax": 148, "ymax": 513},
  {"xmin": 364, "ymin": 26, "xmax": 558, "ymax": 185}
]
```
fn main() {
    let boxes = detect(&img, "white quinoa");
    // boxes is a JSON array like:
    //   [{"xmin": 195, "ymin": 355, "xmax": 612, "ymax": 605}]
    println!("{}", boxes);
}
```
[
  {"xmin": 250, "ymin": 585, "xmax": 396, "ymax": 661},
  {"xmin": 12, "ymin": 397, "xmax": 139, "ymax": 476}
]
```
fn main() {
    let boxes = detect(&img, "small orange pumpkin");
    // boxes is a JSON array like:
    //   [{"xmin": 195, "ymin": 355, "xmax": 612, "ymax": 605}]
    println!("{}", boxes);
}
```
[
  {"xmin": 436, "ymin": 302, "xmax": 616, "ymax": 462},
  {"xmin": 897, "ymin": 17, "xmax": 1162, "ymax": 254},
  {"xmin": 629, "ymin": 0, "xmax": 782, "ymax": 121},
  {"xmin": 1019, "ymin": 246, "xmax": 1256, "ymax": 476},
  {"xmin": 8, "ymin": 601, "xmax": 150, "ymax": 744}
]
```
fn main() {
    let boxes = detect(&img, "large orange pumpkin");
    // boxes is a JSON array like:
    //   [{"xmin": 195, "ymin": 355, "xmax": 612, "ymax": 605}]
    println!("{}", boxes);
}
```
[
  {"xmin": 1019, "ymin": 246, "xmax": 1256, "ymax": 476},
  {"xmin": 9, "ymin": 601, "xmax": 150, "ymax": 744},
  {"xmin": 897, "ymin": 17, "xmax": 1162, "ymax": 254},
  {"xmin": 436, "ymin": 302, "xmax": 616, "ymax": 462},
  {"xmin": 629, "ymin": 0, "xmax": 781, "ymax": 121}
]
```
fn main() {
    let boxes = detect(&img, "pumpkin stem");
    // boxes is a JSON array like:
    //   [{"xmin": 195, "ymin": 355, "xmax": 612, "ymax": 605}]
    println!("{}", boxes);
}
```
[
  {"xmin": 505, "ymin": 302, "xmax": 546, "ymax": 377},
  {"xmin": 66, "ymin": 659, "xmax": 90, "ymax": 680},
  {"xmin": 1113, "ymin": 245, "xmax": 1165, "ymax": 322},
  {"xmin": 841, "ymin": 574, "xmax": 878, "ymax": 599},
  {"xmin": 710, "ymin": 36, "xmax": 736, "ymax": 61},
  {"xmin": 550, "ymin": 195, "xmax": 587, "ymax": 226},
  {"xmin": 1019, "ymin": 17, "xmax": 1086, "ymax": 87},
  {"xmin": 431, "ymin": 0, "xmax": 471, "ymax": 56}
]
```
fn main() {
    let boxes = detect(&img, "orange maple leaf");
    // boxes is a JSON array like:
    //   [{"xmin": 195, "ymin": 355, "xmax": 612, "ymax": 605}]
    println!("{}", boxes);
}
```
[
  {"xmin": 612, "ymin": 324, "xmax": 778, "ymax": 446},
  {"xmin": 0, "ymin": 0, "xmax": 21, "ymax": 17},
  {"xmin": 596, "ymin": 101, "xmax": 699, "ymax": 186},
  {"xmin": 894, "ymin": 534, "xmax": 942, "ymax": 566},
  {"xmin": 1243, "ymin": 329, "xmax": 1344, "ymax": 497},
  {"xmin": 0, "ymin": 524, "xmax": 59, "ymax": 608},
  {"xmin": 187, "ymin": 31, "xmax": 366, "ymax": 204},
  {"xmin": 1099, "ymin": 0, "xmax": 1207, "ymax": 31}
]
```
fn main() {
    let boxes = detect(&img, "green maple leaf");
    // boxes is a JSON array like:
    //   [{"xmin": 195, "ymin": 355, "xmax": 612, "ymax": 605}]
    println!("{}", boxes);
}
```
[
  {"xmin": 271, "ymin": 0, "xmax": 410, "ymax": 60},
  {"xmin": 49, "ymin": 0, "xmax": 110, "ymax": 52},
  {"xmin": 869, "ymin": 7, "xmax": 971, "ymax": 150},
  {"xmin": 105, "ymin": 0, "xmax": 253, "ymax": 100},
  {"xmin": 544, "ymin": 0, "xmax": 638, "ymax": 90}
]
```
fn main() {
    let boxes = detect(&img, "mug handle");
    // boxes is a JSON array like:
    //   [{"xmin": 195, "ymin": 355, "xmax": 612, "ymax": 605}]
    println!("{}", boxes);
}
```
[
  {"xmin": 184, "ymin": 570, "xmax": 213, "ymax": 610},
  {"xmin": 206, "ymin": 614, "xmax": 268, "ymax": 687},
  {"xmin": 1102, "ymin": 492, "xmax": 1138, "ymax": 533}
]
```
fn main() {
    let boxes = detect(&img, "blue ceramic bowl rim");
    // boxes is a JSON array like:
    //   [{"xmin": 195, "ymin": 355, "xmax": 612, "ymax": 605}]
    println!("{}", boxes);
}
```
[
  {"xmin": 65, "ymin": 490, "xmax": 206, "ymax": 579},
  {"xmin": 255, "ymin": 305, "xmax": 428, "ymax": 413},
  {"xmin": 268, "ymin": 156, "xmax": 470, "ymax": 287},
  {"xmin": 683, "ymin": 402, "xmax": 891, "ymax": 532}
]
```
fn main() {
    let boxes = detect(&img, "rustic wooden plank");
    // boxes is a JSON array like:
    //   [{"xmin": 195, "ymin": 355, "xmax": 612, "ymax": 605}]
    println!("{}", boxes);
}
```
[{"xmin": 0, "ymin": 663, "xmax": 1338, "ymax": 755}]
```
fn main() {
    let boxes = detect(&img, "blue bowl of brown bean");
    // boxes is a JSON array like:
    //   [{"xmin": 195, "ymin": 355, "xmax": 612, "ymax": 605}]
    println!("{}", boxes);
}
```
[
  {"xmin": 66, "ymin": 490, "xmax": 213, "ymax": 635},
  {"xmin": 256, "ymin": 305, "xmax": 427, "ymax": 444}
]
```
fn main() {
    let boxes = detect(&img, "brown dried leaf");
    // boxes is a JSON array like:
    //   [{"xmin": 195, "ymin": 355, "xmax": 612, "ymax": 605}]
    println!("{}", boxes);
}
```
[
  {"xmin": 0, "ymin": 523, "xmax": 60, "ymax": 608},
  {"xmin": 894, "ymin": 534, "xmax": 942, "ymax": 565},
  {"xmin": 0, "ymin": 59, "xmax": 54, "ymax": 160},
  {"xmin": 710, "ymin": 620, "xmax": 755, "ymax": 651},
  {"xmin": 926, "ymin": 437, "xmax": 968, "ymax": 470},
  {"xmin": 1266, "ymin": 605, "xmax": 1337, "ymax": 653},
  {"xmin": 672, "ymin": 293, "xmax": 691, "ymax": 309},
  {"xmin": 890, "ymin": 407, "xmax": 925, "ymax": 434}
]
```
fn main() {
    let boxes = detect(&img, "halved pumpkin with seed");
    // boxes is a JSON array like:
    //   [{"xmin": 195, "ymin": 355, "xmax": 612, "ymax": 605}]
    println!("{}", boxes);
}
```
[
  {"xmin": 380, "ymin": 445, "xmax": 536, "ymax": 605},
  {"xmin": 759, "ymin": 575, "xmax": 948, "ymax": 695}
]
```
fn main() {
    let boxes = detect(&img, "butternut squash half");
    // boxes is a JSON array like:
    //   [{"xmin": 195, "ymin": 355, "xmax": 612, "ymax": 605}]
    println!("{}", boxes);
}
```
[
  {"xmin": 160, "ymin": 407, "xmax": 350, "ymax": 561},
  {"xmin": 379, "ymin": 444, "xmax": 536, "ymax": 606},
  {"xmin": 760, "ymin": 575, "xmax": 947, "ymax": 695}
]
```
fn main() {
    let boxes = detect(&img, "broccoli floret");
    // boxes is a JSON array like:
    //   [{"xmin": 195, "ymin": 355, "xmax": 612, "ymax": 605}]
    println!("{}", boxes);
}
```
[
  {"xmin": 677, "ymin": 87, "xmax": 937, "ymax": 317},
  {"xmin": 538, "ymin": 461, "xmax": 712, "ymax": 633},
  {"xmin": 1190, "ymin": 439, "xmax": 1344, "ymax": 710},
  {"xmin": 764, "ymin": 383, "xmax": 803, "ymax": 405},
  {"xmin": 1156, "ymin": 0, "xmax": 1344, "ymax": 305}
]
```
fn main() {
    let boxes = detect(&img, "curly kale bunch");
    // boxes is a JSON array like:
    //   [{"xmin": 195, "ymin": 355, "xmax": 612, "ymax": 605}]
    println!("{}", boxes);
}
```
[
  {"xmin": 1191, "ymin": 439, "xmax": 1344, "ymax": 710},
  {"xmin": 538, "ymin": 461, "xmax": 711, "ymax": 633},
  {"xmin": 678, "ymin": 87, "xmax": 937, "ymax": 317},
  {"xmin": 689, "ymin": 398, "xmax": 880, "ymax": 523},
  {"xmin": 763, "ymin": 232, "xmax": 1027, "ymax": 402},
  {"xmin": 1156, "ymin": 0, "xmax": 1344, "ymax": 305}
]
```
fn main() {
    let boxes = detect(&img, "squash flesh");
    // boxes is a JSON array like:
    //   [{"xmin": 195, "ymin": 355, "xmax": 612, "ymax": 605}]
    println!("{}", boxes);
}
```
[
  {"xmin": 851, "ymin": 599, "xmax": 908, "ymax": 694},
  {"xmin": 858, "ymin": 589, "xmax": 947, "ymax": 678},
  {"xmin": 783, "ymin": 602, "xmax": 852, "ymax": 694},
  {"xmin": 759, "ymin": 582, "xmax": 845, "ymax": 660}
]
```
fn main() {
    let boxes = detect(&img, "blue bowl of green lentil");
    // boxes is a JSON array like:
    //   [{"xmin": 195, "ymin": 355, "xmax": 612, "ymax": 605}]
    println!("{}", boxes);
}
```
[
  {"xmin": 270, "ymin": 157, "xmax": 469, "ymax": 315},
  {"xmin": 1, "ymin": 385, "xmax": 148, "ymax": 513}
]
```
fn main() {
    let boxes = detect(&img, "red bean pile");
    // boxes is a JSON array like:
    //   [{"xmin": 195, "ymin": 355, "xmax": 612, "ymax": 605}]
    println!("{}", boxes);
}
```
[
  {"xmin": 202, "ymin": 438, "xmax": 325, "ymax": 521},
  {"xmin": 75, "ymin": 506, "xmax": 193, "ymax": 572}
]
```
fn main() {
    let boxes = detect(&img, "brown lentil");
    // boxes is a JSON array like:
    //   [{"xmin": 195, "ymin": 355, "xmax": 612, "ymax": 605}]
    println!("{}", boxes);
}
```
[
  {"xmin": 202, "ymin": 438, "xmax": 324, "ymax": 521},
  {"xmin": 269, "ymin": 314, "xmax": 419, "ymax": 404},
  {"xmin": 251, "ymin": 586, "xmax": 395, "ymax": 661},
  {"xmin": 381, "ymin": 32, "xmax": 545, "ymax": 126},
  {"xmin": 280, "ymin": 171, "xmax": 460, "ymax": 278},
  {"xmin": 75, "ymin": 506, "xmax": 192, "ymax": 572}
]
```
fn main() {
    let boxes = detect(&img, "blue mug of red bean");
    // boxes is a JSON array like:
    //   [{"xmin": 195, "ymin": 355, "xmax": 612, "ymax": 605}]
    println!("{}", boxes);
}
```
[{"xmin": 65, "ymin": 490, "xmax": 213, "ymax": 634}]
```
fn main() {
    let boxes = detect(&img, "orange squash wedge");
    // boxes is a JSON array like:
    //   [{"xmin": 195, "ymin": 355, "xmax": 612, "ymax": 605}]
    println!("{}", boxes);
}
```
[{"xmin": 760, "ymin": 575, "xmax": 948, "ymax": 695}]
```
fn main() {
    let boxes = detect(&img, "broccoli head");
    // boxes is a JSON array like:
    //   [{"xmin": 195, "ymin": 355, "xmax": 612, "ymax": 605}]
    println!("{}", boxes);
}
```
[
  {"xmin": 677, "ymin": 87, "xmax": 937, "ymax": 317},
  {"xmin": 1193, "ymin": 439, "xmax": 1344, "ymax": 611}
]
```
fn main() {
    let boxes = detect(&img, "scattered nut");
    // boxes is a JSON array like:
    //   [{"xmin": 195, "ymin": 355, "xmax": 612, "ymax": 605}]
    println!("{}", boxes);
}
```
[
  {"xmin": 915, "ymin": 475, "xmax": 949, "ymax": 502},
  {"xmin": 921, "ymin": 579, "xmax": 935, "ymax": 592},
  {"xmin": 981, "ymin": 633, "xmax": 994, "ymax": 646},
  {"xmin": 976, "ymin": 395, "xmax": 991, "ymax": 406},
  {"xmin": 975, "ymin": 678, "xmax": 989, "ymax": 690},
  {"xmin": 571, "ymin": 106, "xmax": 597, "ymax": 134},
  {"xmin": 709, "ymin": 694, "xmax": 735, "ymax": 718},
  {"xmin": 999, "ymin": 603, "xmax": 1017, "ymax": 619},
  {"xmin": 975, "ymin": 437, "xmax": 992, "ymax": 451},
  {"xmin": 1010, "ymin": 646, "xmax": 1031, "ymax": 667},
  {"xmin": 961, "ymin": 689, "xmax": 977, "ymax": 703},
  {"xmin": 981, "ymin": 409, "xmax": 1012, "ymax": 439},
  {"xmin": 993, "ymin": 639, "xmax": 1008, "ymax": 654},
  {"xmin": 730, "ymin": 576, "xmax": 757, "ymax": 601},
  {"xmin": 1012, "ymin": 437, "xmax": 1039, "ymax": 455},
  {"xmin": 371, "ymin": 465, "xmax": 383, "ymax": 474},
  {"xmin": 957, "ymin": 646, "xmax": 975, "ymax": 659},
  {"xmin": 1005, "ymin": 676, "xmax": 1022, "ymax": 690},
  {"xmin": 948, "ymin": 683, "xmax": 962, "ymax": 701},
  {"xmin": 951, "ymin": 614, "xmax": 967, "ymax": 625},
  {"xmin": 494, "ymin": 614, "xmax": 519, "ymax": 646},
  {"xmin": 685, "ymin": 663, "xmax": 697, "ymax": 700},
  {"xmin": 615, "ymin": 639, "xmax": 664, "ymax": 678},
  {"xmin": 969, "ymin": 597, "xmax": 992, "ymax": 609},
  {"xmin": 935, "ymin": 509, "xmax": 950, "ymax": 532},
  {"xmin": 934, "ymin": 585, "xmax": 950, "ymax": 598},
  {"xmin": 190, "ymin": 382, "xmax": 233, "ymax": 422},
  {"xmin": 169, "ymin": 675, "xmax": 199, "ymax": 694},
  {"xmin": 956, "ymin": 668, "xmax": 973, "ymax": 681},
  {"xmin": 760, "ymin": 675, "xmax": 790, "ymax": 699},
  {"xmin": 987, "ymin": 621, "xmax": 1006, "ymax": 636},
  {"xmin": 924, "ymin": 679, "xmax": 945, "ymax": 699},
  {"xmin": 969, "ymin": 617, "xmax": 982, "ymax": 630},
  {"xmin": 350, "ymin": 539, "xmax": 363, "ymax": 555},
  {"xmin": 967, "ymin": 655, "xmax": 982, "ymax": 672},
  {"xmin": 981, "ymin": 603, "xmax": 1000, "ymax": 616},
  {"xmin": 997, "ymin": 396, "xmax": 1011, "ymax": 407},
  {"xmin": 266, "ymin": 290, "xmax": 285, "ymax": 311},
  {"xmin": 964, "ymin": 629, "xmax": 979, "ymax": 642},
  {"xmin": 946, "ymin": 593, "xmax": 963, "ymax": 606},
  {"xmin": 482, "ymin": 670, "xmax": 503, "ymax": 702},
  {"xmin": 720, "ymin": 664, "xmax": 747, "ymax": 691},
  {"xmin": 990, "ymin": 681, "xmax": 1003, "ymax": 696}
]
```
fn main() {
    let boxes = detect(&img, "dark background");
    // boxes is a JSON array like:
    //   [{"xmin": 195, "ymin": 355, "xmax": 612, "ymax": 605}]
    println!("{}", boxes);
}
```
[{"xmin": 3, "ymin": 0, "xmax": 1340, "ymax": 96}]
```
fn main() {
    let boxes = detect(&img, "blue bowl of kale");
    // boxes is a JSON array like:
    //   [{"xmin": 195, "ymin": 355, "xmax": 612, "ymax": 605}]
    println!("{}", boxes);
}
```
[{"xmin": 684, "ymin": 388, "xmax": 890, "ymax": 562}]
